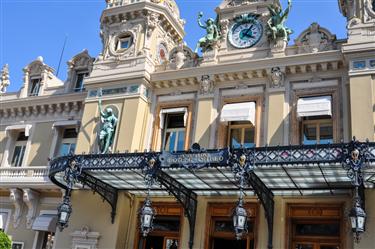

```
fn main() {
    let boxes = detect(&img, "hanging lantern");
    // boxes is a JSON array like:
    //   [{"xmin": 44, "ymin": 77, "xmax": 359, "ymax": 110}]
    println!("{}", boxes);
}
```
[
  {"xmin": 57, "ymin": 196, "xmax": 72, "ymax": 231},
  {"xmin": 232, "ymin": 199, "xmax": 248, "ymax": 240},
  {"xmin": 139, "ymin": 197, "xmax": 155, "ymax": 237},
  {"xmin": 349, "ymin": 199, "xmax": 366, "ymax": 243}
]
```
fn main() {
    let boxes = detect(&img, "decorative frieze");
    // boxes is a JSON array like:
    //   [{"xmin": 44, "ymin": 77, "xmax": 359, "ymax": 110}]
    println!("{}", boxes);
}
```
[{"xmin": 0, "ymin": 100, "xmax": 83, "ymax": 124}]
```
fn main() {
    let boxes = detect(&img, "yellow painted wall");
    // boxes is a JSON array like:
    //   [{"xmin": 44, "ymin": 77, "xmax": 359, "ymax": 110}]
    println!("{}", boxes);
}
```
[
  {"xmin": 76, "ymin": 101, "xmax": 98, "ymax": 154},
  {"xmin": 267, "ymin": 93, "xmax": 285, "ymax": 145},
  {"xmin": 27, "ymin": 122, "xmax": 54, "ymax": 166},
  {"xmin": 193, "ymin": 99, "xmax": 213, "ymax": 148},
  {"xmin": 349, "ymin": 75, "xmax": 374, "ymax": 141},
  {"xmin": 54, "ymin": 190, "xmax": 131, "ymax": 249},
  {"xmin": 116, "ymin": 97, "xmax": 149, "ymax": 152}
]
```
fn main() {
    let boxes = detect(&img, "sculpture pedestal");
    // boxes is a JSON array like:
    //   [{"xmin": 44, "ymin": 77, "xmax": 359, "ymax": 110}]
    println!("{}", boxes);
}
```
[
  {"xmin": 270, "ymin": 38, "xmax": 287, "ymax": 57},
  {"xmin": 201, "ymin": 44, "xmax": 219, "ymax": 65}
]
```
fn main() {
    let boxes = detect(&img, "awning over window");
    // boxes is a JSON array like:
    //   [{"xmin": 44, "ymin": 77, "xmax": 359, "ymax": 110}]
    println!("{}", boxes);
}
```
[
  {"xmin": 297, "ymin": 96, "xmax": 332, "ymax": 118},
  {"xmin": 5, "ymin": 124, "xmax": 32, "ymax": 137},
  {"xmin": 32, "ymin": 214, "xmax": 57, "ymax": 232},
  {"xmin": 52, "ymin": 120, "xmax": 80, "ymax": 128},
  {"xmin": 220, "ymin": 102, "xmax": 256, "ymax": 124},
  {"xmin": 159, "ymin": 107, "xmax": 188, "ymax": 129}
]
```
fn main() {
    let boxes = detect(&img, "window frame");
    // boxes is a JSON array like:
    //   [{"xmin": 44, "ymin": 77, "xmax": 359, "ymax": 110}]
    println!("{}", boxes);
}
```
[
  {"xmin": 227, "ymin": 122, "xmax": 256, "ymax": 149},
  {"xmin": 56, "ymin": 127, "xmax": 78, "ymax": 157},
  {"xmin": 291, "ymin": 87, "xmax": 340, "ymax": 145},
  {"xmin": 205, "ymin": 202, "xmax": 258, "ymax": 249},
  {"xmin": 152, "ymin": 102, "xmax": 193, "ymax": 152},
  {"xmin": 300, "ymin": 118, "xmax": 334, "ymax": 145},
  {"xmin": 73, "ymin": 71, "xmax": 89, "ymax": 92},
  {"xmin": 162, "ymin": 113, "xmax": 186, "ymax": 152},
  {"xmin": 286, "ymin": 203, "xmax": 344, "ymax": 249},
  {"xmin": 134, "ymin": 202, "xmax": 184, "ymax": 249},
  {"xmin": 10, "ymin": 132, "xmax": 28, "ymax": 167},
  {"xmin": 29, "ymin": 77, "xmax": 41, "ymax": 96},
  {"xmin": 218, "ymin": 96, "xmax": 262, "ymax": 149}
]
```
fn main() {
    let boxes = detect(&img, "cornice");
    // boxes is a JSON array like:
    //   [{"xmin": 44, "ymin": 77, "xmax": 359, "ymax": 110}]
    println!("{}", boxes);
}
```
[{"xmin": 151, "ymin": 50, "xmax": 344, "ymax": 88}]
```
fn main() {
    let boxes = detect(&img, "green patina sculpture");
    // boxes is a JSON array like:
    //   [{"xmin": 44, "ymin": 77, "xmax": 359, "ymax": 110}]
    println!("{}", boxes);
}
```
[
  {"xmin": 98, "ymin": 90, "xmax": 118, "ymax": 154},
  {"xmin": 194, "ymin": 12, "xmax": 221, "ymax": 53},
  {"xmin": 266, "ymin": 0, "xmax": 293, "ymax": 42}
]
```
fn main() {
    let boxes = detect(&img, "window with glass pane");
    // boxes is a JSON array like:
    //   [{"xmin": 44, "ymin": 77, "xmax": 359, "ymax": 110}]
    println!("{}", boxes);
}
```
[
  {"xmin": 162, "ymin": 113, "xmax": 185, "ymax": 152},
  {"xmin": 11, "ymin": 132, "xmax": 28, "ymax": 167},
  {"xmin": 228, "ymin": 121, "xmax": 255, "ymax": 148},
  {"xmin": 58, "ymin": 128, "xmax": 77, "ymax": 156},
  {"xmin": 29, "ymin": 78, "xmax": 41, "ymax": 96},
  {"xmin": 74, "ymin": 72, "xmax": 88, "ymax": 92},
  {"xmin": 292, "ymin": 221, "xmax": 340, "ymax": 249},
  {"xmin": 301, "ymin": 117, "xmax": 333, "ymax": 145}
]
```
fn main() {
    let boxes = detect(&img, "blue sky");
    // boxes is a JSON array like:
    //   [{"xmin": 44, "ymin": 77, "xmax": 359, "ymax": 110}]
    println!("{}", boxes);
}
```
[{"xmin": 1, "ymin": 0, "xmax": 346, "ymax": 93}]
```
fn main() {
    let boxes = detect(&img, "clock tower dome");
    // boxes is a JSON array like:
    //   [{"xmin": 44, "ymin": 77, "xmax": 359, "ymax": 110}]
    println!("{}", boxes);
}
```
[{"xmin": 85, "ymin": 0, "xmax": 185, "ymax": 87}]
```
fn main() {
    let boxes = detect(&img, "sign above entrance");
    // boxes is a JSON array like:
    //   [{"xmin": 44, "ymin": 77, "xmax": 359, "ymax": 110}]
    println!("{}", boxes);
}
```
[{"xmin": 159, "ymin": 148, "xmax": 229, "ymax": 169}]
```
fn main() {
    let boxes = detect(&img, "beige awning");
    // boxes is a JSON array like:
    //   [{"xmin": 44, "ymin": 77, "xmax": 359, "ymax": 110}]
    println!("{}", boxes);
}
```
[
  {"xmin": 297, "ymin": 96, "xmax": 332, "ymax": 118},
  {"xmin": 52, "ymin": 120, "xmax": 80, "ymax": 128},
  {"xmin": 32, "ymin": 214, "xmax": 57, "ymax": 232},
  {"xmin": 220, "ymin": 102, "xmax": 256, "ymax": 124},
  {"xmin": 159, "ymin": 107, "xmax": 188, "ymax": 129}
]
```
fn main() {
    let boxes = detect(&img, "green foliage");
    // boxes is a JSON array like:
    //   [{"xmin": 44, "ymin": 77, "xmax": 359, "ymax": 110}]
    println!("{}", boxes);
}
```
[{"xmin": 0, "ymin": 231, "xmax": 12, "ymax": 249}]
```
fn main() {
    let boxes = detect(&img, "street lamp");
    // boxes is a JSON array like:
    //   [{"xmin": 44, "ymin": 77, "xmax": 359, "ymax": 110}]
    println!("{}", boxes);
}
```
[
  {"xmin": 139, "ymin": 158, "xmax": 157, "ymax": 237},
  {"xmin": 232, "ymin": 198, "xmax": 248, "ymax": 240},
  {"xmin": 232, "ymin": 154, "xmax": 249, "ymax": 240},
  {"xmin": 342, "ymin": 141, "xmax": 369, "ymax": 243},
  {"xmin": 139, "ymin": 197, "xmax": 156, "ymax": 237},
  {"xmin": 349, "ymin": 198, "xmax": 366, "ymax": 243},
  {"xmin": 57, "ymin": 195, "xmax": 72, "ymax": 231}
]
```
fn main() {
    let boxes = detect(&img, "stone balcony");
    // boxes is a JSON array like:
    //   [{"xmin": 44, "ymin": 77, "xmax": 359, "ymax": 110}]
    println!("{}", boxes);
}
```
[{"xmin": 0, "ymin": 166, "xmax": 57, "ymax": 189}]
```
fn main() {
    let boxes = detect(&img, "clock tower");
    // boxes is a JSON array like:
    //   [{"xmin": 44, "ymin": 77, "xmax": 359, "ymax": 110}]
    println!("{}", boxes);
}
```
[
  {"xmin": 85, "ymin": 0, "xmax": 185, "ymax": 87},
  {"xmin": 215, "ymin": 0, "xmax": 283, "ymax": 63}
]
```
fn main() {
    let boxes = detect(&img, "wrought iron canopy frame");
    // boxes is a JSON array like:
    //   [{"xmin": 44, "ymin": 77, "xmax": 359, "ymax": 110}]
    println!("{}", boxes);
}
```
[{"xmin": 49, "ymin": 140, "xmax": 375, "ymax": 249}]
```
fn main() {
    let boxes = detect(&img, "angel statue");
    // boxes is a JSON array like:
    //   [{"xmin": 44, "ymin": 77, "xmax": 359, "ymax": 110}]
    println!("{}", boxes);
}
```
[
  {"xmin": 266, "ymin": 0, "xmax": 293, "ymax": 42},
  {"xmin": 194, "ymin": 12, "xmax": 221, "ymax": 53},
  {"xmin": 98, "ymin": 89, "xmax": 118, "ymax": 154}
]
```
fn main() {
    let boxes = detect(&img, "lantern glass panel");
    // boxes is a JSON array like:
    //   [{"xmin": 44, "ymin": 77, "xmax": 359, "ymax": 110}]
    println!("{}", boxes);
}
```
[
  {"xmin": 60, "ymin": 212, "xmax": 68, "ymax": 222},
  {"xmin": 144, "ymin": 214, "xmax": 152, "ymax": 227},
  {"xmin": 238, "ymin": 215, "xmax": 246, "ymax": 229},
  {"xmin": 357, "ymin": 217, "xmax": 365, "ymax": 229},
  {"xmin": 350, "ymin": 217, "xmax": 356, "ymax": 229}
]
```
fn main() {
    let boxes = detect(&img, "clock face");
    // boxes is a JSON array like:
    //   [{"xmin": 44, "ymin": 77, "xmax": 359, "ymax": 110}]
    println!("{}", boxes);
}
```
[{"xmin": 228, "ymin": 21, "xmax": 263, "ymax": 49}]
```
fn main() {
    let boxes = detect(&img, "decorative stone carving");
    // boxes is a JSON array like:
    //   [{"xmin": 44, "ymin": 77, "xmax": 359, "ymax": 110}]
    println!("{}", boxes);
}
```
[
  {"xmin": 145, "ymin": 12, "xmax": 160, "ymax": 38},
  {"xmin": 71, "ymin": 226, "xmax": 100, "ymax": 249},
  {"xmin": 22, "ymin": 189, "xmax": 40, "ymax": 229},
  {"xmin": 269, "ymin": 67, "xmax": 285, "ymax": 88},
  {"xmin": 199, "ymin": 75, "xmax": 214, "ymax": 95},
  {"xmin": 295, "ymin": 23, "xmax": 336, "ymax": 54},
  {"xmin": 9, "ymin": 189, "xmax": 24, "ymax": 228},
  {"xmin": 219, "ymin": 19, "xmax": 230, "ymax": 39},
  {"xmin": 169, "ymin": 45, "xmax": 197, "ymax": 69},
  {"xmin": 364, "ymin": 0, "xmax": 375, "ymax": 22},
  {"xmin": 0, "ymin": 64, "xmax": 10, "ymax": 93}
]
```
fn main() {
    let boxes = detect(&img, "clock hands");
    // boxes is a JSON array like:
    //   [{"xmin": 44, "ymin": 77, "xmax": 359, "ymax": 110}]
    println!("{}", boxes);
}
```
[{"xmin": 240, "ymin": 25, "xmax": 255, "ymax": 39}]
